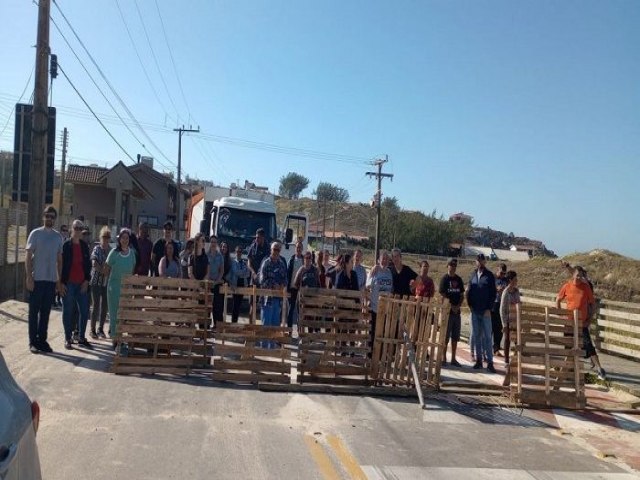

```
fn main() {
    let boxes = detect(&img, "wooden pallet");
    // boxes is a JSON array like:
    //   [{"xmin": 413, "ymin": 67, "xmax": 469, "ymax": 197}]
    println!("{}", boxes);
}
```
[
  {"xmin": 221, "ymin": 284, "xmax": 289, "ymax": 325},
  {"xmin": 372, "ymin": 295, "xmax": 449, "ymax": 390},
  {"xmin": 112, "ymin": 276, "xmax": 210, "ymax": 375},
  {"xmin": 298, "ymin": 288, "xmax": 372, "ymax": 386},
  {"xmin": 509, "ymin": 304, "xmax": 586, "ymax": 408},
  {"xmin": 211, "ymin": 323, "xmax": 293, "ymax": 384}
]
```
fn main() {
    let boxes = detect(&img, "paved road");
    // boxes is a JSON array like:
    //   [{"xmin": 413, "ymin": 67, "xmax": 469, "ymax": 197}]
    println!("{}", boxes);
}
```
[{"xmin": 1, "ymin": 301, "xmax": 639, "ymax": 479}]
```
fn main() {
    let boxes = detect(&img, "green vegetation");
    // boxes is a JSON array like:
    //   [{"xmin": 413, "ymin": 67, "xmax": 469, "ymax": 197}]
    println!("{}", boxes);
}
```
[{"xmin": 278, "ymin": 172, "xmax": 310, "ymax": 199}]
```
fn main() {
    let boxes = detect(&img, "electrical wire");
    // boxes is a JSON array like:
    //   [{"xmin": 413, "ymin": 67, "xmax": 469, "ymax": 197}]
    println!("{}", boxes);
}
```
[
  {"xmin": 0, "ymin": 66, "xmax": 35, "ymax": 138},
  {"xmin": 51, "ymin": 0, "xmax": 177, "ymax": 169},
  {"xmin": 57, "ymin": 63, "xmax": 135, "ymax": 163},
  {"xmin": 154, "ymin": 0, "xmax": 192, "ymax": 123},
  {"xmin": 115, "ymin": 0, "xmax": 177, "ymax": 127},
  {"xmin": 132, "ymin": 0, "xmax": 181, "ymax": 123}
]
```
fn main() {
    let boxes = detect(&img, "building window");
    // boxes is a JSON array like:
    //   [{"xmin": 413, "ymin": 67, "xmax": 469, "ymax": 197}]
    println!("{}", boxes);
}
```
[{"xmin": 138, "ymin": 215, "xmax": 159, "ymax": 226}]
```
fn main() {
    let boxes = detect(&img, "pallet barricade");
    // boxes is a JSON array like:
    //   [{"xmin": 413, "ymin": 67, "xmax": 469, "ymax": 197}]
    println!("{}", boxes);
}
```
[
  {"xmin": 112, "ymin": 276, "xmax": 211, "ymax": 375},
  {"xmin": 509, "ymin": 305, "xmax": 586, "ymax": 408},
  {"xmin": 220, "ymin": 284, "xmax": 288, "ymax": 325},
  {"xmin": 298, "ymin": 288, "xmax": 372, "ymax": 386},
  {"xmin": 211, "ymin": 286, "xmax": 291, "ymax": 384},
  {"xmin": 372, "ymin": 294, "xmax": 449, "ymax": 390}
]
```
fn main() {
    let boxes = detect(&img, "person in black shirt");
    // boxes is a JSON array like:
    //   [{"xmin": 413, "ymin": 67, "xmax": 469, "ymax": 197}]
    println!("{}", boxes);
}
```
[
  {"xmin": 188, "ymin": 233, "xmax": 210, "ymax": 280},
  {"xmin": 439, "ymin": 258, "xmax": 465, "ymax": 367},
  {"xmin": 247, "ymin": 228, "xmax": 269, "ymax": 286},
  {"xmin": 335, "ymin": 254, "xmax": 359, "ymax": 291},
  {"xmin": 390, "ymin": 248, "xmax": 417, "ymax": 297}
]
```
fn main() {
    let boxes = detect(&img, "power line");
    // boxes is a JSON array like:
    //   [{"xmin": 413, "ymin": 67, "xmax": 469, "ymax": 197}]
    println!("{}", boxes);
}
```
[
  {"xmin": 154, "ymin": 0, "xmax": 192, "ymax": 123},
  {"xmin": 57, "ymin": 63, "xmax": 135, "ymax": 163},
  {"xmin": 114, "ymin": 0, "xmax": 177, "ymax": 127},
  {"xmin": 51, "ymin": 0, "xmax": 176, "ymax": 169},
  {"xmin": 133, "ymin": 0, "xmax": 181, "ymax": 123},
  {"xmin": 0, "ymin": 66, "xmax": 34, "ymax": 138}
]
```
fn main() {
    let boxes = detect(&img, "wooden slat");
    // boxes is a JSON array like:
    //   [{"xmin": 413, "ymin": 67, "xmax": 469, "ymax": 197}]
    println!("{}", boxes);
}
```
[
  {"xmin": 600, "ymin": 343, "xmax": 640, "ymax": 360},
  {"xmin": 597, "ymin": 330, "xmax": 640, "ymax": 347},
  {"xmin": 597, "ymin": 319, "xmax": 640, "ymax": 334}
]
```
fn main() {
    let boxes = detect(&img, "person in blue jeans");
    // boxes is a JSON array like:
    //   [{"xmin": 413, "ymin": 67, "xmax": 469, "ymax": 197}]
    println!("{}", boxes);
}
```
[
  {"xmin": 25, "ymin": 205, "xmax": 63, "ymax": 354},
  {"xmin": 60, "ymin": 219, "xmax": 93, "ymax": 350},
  {"xmin": 466, "ymin": 253, "xmax": 497, "ymax": 373},
  {"xmin": 258, "ymin": 241, "xmax": 288, "ymax": 348}
]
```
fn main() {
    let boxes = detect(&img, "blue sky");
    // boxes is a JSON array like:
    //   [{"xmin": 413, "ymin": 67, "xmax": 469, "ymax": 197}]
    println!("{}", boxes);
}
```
[{"xmin": 1, "ymin": 1, "xmax": 639, "ymax": 258}]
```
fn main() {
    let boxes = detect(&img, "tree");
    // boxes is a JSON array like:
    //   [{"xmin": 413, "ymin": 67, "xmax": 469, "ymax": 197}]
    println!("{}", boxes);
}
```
[
  {"xmin": 278, "ymin": 172, "xmax": 309, "ymax": 199},
  {"xmin": 313, "ymin": 182, "xmax": 350, "ymax": 202}
]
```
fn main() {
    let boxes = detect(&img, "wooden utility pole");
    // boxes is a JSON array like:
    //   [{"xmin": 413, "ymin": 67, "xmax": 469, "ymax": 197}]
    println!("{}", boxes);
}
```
[
  {"xmin": 58, "ymin": 127, "xmax": 68, "ymax": 218},
  {"xmin": 366, "ymin": 155, "xmax": 393, "ymax": 261},
  {"xmin": 173, "ymin": 125, "xmax": 199, "ymax": 240},
  {"xmin": 28, "ymin": 0, "xmax": 51, "ymax": 232}
]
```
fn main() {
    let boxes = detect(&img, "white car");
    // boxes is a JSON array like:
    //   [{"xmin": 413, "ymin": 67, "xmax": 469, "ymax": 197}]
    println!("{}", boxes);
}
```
[{"xmin": 0, "ymin": 351, "xmax": 42, "ymax": 479}]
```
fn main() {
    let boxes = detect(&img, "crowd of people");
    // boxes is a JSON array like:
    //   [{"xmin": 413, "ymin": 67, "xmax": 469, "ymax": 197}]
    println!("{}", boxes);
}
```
[{"xmin": 24, "ymin": 205, "xmax": 606, "ymax": 384}]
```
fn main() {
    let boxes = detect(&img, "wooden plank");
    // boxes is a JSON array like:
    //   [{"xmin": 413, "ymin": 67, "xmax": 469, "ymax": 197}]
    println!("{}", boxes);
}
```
[
  {"xmin": 600, "ymin": 343, "xmax": 640, "ymax": 360},
  {"xmin": 122, "ymin": 275, "xmax": 205, "ymax": 288},
  {"xmin": 211, "ymin": 373, "xmax": 290, "ymax": 384},
  {"xmin": 298, "ymin": 319, "xmax": 371, "ymax": 329},
  {"xmin": 117, "ymin": 310, "xmax": 200, "ymax": 323},
  {"xmin": 214, "ymin": 345, "xmax": 292, "ymax": 358},
  {"xmin": 114, "ymin": 337, "xmax": 193, "ymax": 346},
  {"xmin": 119, "ymin": 298, "xmax": 199, "ymax": 309},
  {"xmin": 597, "ymin": 330, "xmax": 640, "ymax": 348},
  {"xmin": 297, "ymin": 375, "xmax": 370, "ymax": 386},
  {"xmin": 597, "ymin": 319, "xmax": 640, "ymax": 334},
  {"xmin": 212, "ymin": 360, "xmax": 291, "ymax": 373},
  {"xmin": 113, "ymin": 366, "xmax": 190, "ymax": 375},
  {"xmin": 598, "ymin": 308, "xmax": 640, "ymax": 322},
  {"xmin": 118, "ymin": 325, "xmax": 196, "ymax": 337},
  {"xmin": 599, "ymin": 299, "xmax": 640, "ymax": 310},
  {"xmin": 113, "ymin": 357, "xmax": 194, "ymax": 366}
]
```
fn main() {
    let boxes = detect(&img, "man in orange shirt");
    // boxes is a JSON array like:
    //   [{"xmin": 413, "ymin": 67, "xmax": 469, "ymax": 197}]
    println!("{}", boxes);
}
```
[{"xmin": 556, "ymin": 266, "xmax": 606, "ymax": 380}]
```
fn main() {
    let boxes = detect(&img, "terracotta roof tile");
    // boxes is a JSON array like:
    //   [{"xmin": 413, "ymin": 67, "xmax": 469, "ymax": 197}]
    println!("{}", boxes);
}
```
[{"xmin": 66, "ymin": 164, "xmax": 108, "ymax": 184}]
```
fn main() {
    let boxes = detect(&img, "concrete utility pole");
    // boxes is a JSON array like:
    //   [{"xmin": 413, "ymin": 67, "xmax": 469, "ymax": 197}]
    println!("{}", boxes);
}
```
[
  {"xmin": 173, "ymin": 125, "xmax": 199, "ymax": 241},
  {"xmin": 366, "ymin": 155, "xmax": 393, "ymax": 261},
  {"xmin": 28, "ymin": 0, "xmax": 51, "ymax": 233},
  {"xmin": 58, "ymin": 127, "xmax": 68, "ymax": 218}
]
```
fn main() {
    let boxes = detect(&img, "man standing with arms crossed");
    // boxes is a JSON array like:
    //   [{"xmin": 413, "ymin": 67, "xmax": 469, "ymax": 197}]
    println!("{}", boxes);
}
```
[
  {"xmin": 466, "ymin": 254, "xmax": 497, "ymax": 373},
  {"xmin": 25, "ymin": 205, "xmax": 63, "ymax": 354}
]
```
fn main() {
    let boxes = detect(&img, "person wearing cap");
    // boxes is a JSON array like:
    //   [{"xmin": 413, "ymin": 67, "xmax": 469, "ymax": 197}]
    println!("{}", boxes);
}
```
[
  {"xmin": 60, "ymin": 219, "xmax": 93, "ymax": 350},
  {"xmin": 439, "ymin": 258, "xmax": 465, "ymax": 367},
  {"xmin": 248, "ymin": 228, "xmax": 269, "ymax": 286},
  {"xmin": 492, "ymin": 263, "xmax": 508, "ymax": 356},
  {"xmin": 556, "ymin": 266, "xmax": 606, "ymax": 380},
  {"xmin": 25, "ymin": 205, "xmax": 64, "ymax": 354},
  {"xmin": 258, "ymin": 241, "xmax": 288, "ymax": 331},
  {"xmin": 151, "ymin": 221, "xmax": 180, "ymax": 277},
  {"xmin": 466, "ymin": 253, "xmax": 497, "ymax": 373}
]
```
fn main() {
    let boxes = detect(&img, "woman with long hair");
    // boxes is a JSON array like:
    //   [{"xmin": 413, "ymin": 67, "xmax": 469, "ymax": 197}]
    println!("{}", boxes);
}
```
[
  {"xmin": 104, "ymin": 228, "xmax": 136, "ymax": 349},
  {"xmin": 158, "ymin": 241, "xmax": 181, "ymax": 278},
  {"xmin": 226, "ymin": 246, "xmax": 252, "ymax": 323},
  {"xmin": 180, "ymin": 238, "xmax": 194, "ymax": 279},
  {"xmin": 188, "ymin": 233, "xmax": 210, "ymax": 280},
  {"xmin": 335, "ymin": 254, "xmax": 359, "ymax": 291}
]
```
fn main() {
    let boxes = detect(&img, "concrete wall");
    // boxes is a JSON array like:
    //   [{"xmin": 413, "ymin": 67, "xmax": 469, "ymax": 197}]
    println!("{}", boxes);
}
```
[
  {"xmin": 72, "ymin": 184, "xmax": 116, "ymax": 229},
  {"xmin": 131, "ymin": 168, "xmax": 174, "ymax": 227}
]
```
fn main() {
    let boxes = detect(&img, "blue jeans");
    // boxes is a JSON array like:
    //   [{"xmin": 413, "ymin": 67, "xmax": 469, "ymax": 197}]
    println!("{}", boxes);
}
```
[
  {"xmin": 471, "ymin": 310, "xmax": 493, "ymax": 364},
  {"xmin": 63, "ymin": 282, "xmax": 89, "ymax": 341},
  {"xmin": 261, "ymin": 297, "xmax": 282, "ymax": 349},
  {"xmin": 28, "ymin": 281, "xmax": 56, "ymax": 346}
]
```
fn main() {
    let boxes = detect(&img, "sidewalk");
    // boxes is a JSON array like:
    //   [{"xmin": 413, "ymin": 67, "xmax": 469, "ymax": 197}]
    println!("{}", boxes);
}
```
[{"xmin": 459, "ymin": 321, "xmax": 640, "ymax": 401}]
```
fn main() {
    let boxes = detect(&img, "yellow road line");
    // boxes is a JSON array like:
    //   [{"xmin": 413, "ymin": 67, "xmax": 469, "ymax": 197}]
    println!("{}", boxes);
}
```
[
  {"xmin": 326, "ymin": 434, "xmax": 368, "ymax": 480},
  {"xmin": 304, "ymin": 434, "xmax": 341, "ymax": 480}
]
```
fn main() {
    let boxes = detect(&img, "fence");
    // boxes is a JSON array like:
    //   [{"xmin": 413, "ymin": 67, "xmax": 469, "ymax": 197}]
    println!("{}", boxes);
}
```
[{"xmin": 520, "ymin": 288, "xmax": 640, "ymax": 362}]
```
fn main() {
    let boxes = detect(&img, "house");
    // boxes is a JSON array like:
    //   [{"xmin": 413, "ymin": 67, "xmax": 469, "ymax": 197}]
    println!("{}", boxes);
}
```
[
  {"xmin": 65, "ymin": 159, "xmax": 187, "ymax": 235},
  {"xmin": 449, "ymin": 212, "xmax": 473, "ymax": 223},
  {"xmin": 510, "ymin": 244, "xmax": 540, "ymax": 256},
  {"xmin": 493, "ymin": 248, "xmax": 531, "ymax": 262},
  {"xmin": 463, "ymin": 245, "xmax": 496, "ymax": 260}
]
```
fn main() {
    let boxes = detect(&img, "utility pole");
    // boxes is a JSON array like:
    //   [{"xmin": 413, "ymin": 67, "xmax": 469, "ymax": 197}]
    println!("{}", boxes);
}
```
[
  {"xmin": 366, "ymin": 155, "xmax": 393, "ymax": 261},
  {"xmin": 58, "ymin": 127, "xmax": 68, "ymax": 219},
  {"xmin": 332, "ymin": 201, "xmax": 337, "ymax": 255},
  {"xmin": 28, "ymin": 0, "xmax": 51, "ymax": 233},
  {"xmin": 173, "ymin": 125, "xmax": 199, "ymax": 241}
]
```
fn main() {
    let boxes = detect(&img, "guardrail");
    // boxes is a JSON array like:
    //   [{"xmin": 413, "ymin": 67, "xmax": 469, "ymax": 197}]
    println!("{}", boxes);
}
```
[{"xmin": 520, "ymin": 288, "xmax": 640, "ymax": 362}]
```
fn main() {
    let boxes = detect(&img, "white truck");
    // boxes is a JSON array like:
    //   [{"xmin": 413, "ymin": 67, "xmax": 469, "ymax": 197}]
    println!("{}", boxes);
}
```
[{"xmin": 187, "ymin": 183, "xmax": 308, "ymax": 262}]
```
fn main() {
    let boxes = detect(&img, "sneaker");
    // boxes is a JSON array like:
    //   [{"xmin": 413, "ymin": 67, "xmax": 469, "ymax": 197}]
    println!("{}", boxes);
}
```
[
  {"xmin": 78, "ymin": 338, "xmax": 94, "ymax": 349},
  {"xmin": 487, "ymin": 363, "xmax": 497, "ymax": 373},
  {"xmin": 90, "ymin": 330, "xmax": 98, "ymax": 340},
  {"xmin": 29, "ymin": 344, "xmax": 40, "ymax": 354},
  {"xmin": 597, "ymin": 368, "xmax": 607, "ymax": 381},
  {"xmin": 450, "ymin": 359, "xmax": 462, "ymax": 367},
  {"xmin": 72, "ymin": 332, "xmax": 79, "ymax": 344},
  {"xmin": 38, "ymin": 341, "xmax": 53, "ymax": 353},
  {"xmin": 473, "ymin": 361, "xmax": 482, "ymax": 370},
  {"xmin": 64, "ymin": 340, "xmax": 73, "ymax": 350},
  {"xmin": 97, "ymin": 330, "xmax": 106, "ymax": 339},
  {"xmin": 494, "ymin": 349, "xmax": 503, "ymax": 357}
]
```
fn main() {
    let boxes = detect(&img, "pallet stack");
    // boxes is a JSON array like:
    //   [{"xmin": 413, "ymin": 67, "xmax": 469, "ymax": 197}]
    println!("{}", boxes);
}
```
[
  {"xmin": 509, "ymin": 305, "xmax": 586, "ymax": 408},
  {"xmin": 298, "ymin": 288, "xmax": 372, "ymax": 386},
  {"xmin": 372, "ymin": 295, "xmax": 449, "ymax": 390},
  {"xmin": 112, "ymin": 276, "xmax": 209, "ymax": 375},
  {"xmin": 211, "ymin": 287, "xmax": 292, "ymax": 384}
]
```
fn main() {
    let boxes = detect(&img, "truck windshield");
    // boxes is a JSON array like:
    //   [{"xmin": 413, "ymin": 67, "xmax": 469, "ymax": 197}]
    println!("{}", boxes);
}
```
[{"xmin": 216, "ymin": 208, "xmax": 277, "ymax": 249}]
